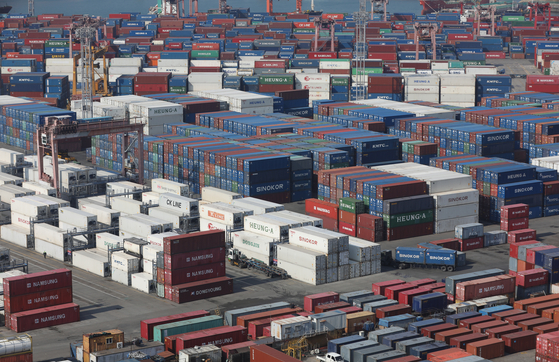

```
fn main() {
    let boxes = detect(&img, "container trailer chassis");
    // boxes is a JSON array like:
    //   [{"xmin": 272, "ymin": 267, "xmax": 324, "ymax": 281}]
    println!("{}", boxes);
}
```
[{"xmin": 228, "ymin": 249, "xmax": 288, "ymax": 279}]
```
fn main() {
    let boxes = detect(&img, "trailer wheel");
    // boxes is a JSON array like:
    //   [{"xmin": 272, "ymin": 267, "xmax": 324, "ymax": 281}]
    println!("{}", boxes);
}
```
[
  {"xmin": 447, "ymin": 266, "xmax": 454, "ymax": 272},
  {"xmin": 399, "ymin": 263, "xmax": 406, "ymax": 269},
  {"xmin": 440, "ymin": 266, "xmax": 447, "ymax": 271}
]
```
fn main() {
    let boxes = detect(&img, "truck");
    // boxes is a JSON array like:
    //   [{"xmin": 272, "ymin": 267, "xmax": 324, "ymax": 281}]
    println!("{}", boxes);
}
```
[{"xmin": 388, "ymin": 247, "xmax": 466, "ymax": 272}]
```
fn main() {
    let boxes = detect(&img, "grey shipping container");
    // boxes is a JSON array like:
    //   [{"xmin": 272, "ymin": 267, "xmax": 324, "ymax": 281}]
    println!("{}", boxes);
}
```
[
  {"xmin": 408, "ymin": 319, "xmax": 444, "ymax": 333},
  {"xmin": 328, "ymin": 335, "xmax": 366, "ymax": 354},
  {"xmin": 224, "ymin": 301, "xmax": 290, "ymax": 326},
  {"xmin": 353, "ymin": 295, "xmax": 387, "ymax": 308},
  {"xmin": 445, "ymin": 269, "xmax": 504, "ymax": 294},
  {"xmin": 352, "ymin": 345, "xmax": 391, "ymax": 362},
  {"xmin": 445, "ymin": 311, "xmax": 481, "ymax": 325},
  {"xmin": 340, "ymin": 340, "xmax": 378, "ymax": 362},
  {"xmin": 382, "ymin": 331, "xmax": 420, "ymax": 348},
  {"xmin": 368, "ymin": 327, "xmax": 405, "ymax": 343},
  {"xmin": 363, "ymin": 299, "xmax": 398, "ymax": 313},
  {"xmin": 340, "ymin": 290, "xmax": 375, "ymax": 304},
  {"xmin": 396, "ymin": 337, "xmax": 434, "ymax": 354},
  {"xmin": 366, "ymin": 351, "xmax": 406, "ymax": 362}
]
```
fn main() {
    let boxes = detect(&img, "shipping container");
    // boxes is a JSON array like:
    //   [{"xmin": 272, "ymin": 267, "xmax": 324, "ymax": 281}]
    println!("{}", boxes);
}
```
[{"xmin": 9, "ymin": 303, "xmax": 80, "ymax": 332}]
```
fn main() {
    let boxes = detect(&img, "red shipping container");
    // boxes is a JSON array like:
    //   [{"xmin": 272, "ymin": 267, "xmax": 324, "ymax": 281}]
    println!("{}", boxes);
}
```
[
  {"xmin": 505, "ymin": 313, "xmax": 540, "ymax": 325},
  {"xmin": 493, "ymin": 309, "xmax": 526, "ymax": 321},
  {"xmin": 303, "ymin": 292, "xmax": 339, "ymax": 312},
  {"xmin": 501, "ymin": 218, "xmax": 529, "ymax": 232},
  {"xmin": 376, "ymin": 304, "xmax": 412, "ymax": 319},
  {"xmin": 430, "ymin": 238, "xmax": 460, "ymax": 251},
  {"xmin": 175, "ymin": 325, "xmax": 247, "ymax": 353},
  {"xmin": 164, "ymin": 262, "xmax": 226, "ymax": 286},
  {"xmin": 466, "ymin": 338, "xmax": 505, "ymax": 359},
  {"xmin": 134, "ymin": 72, "xmax": 171, "ymax": 84},
  {"xmin": 398, "ymin": 288, "xmax": 429, "ymax": 305},
  {"xmin": 163, "ymin": 248, "xmax": 226, "ymax": 269},
  {"xmin": 409, "ymin": 278, "xmax": 436, "ymax": 287},
  {"xmin": 9, "ymin": 303, "xmax": 80, "ymax": 332},
  {"xmin": 435, "ymin": 328, "xmax": 472, "ymax": 344},
  {"xmin": 248, "ymin": 314, "xmax": 295, "ymax": 339},
  {"xmin": 222, "ymin": 341, "xmax": 256, "ymax": 360},
  {"xmin": 518, "ymin": 318, "xmax": 554, "ymax": 331},
  {"xmin": 471, "ymin": 320, "xmax": 508, "ymax": 334},
  {"xmin": 486, "ymin": 324, "xmax": 522, "ymax": 338},
  {"xmin": 357, "ymin": 226, "xmax": 383, "ymax": 242},
  {"xmin": 501, "ymin": 204, "xmax": 529, "ymax": 219},
  {"xmin": 169, "ymin": 277, "xmax": 234, "ymax": 304},
  {"xmin": 237, "ymin": 308, "xmax": 302, "ymax": 328},
  {"xmin": 338, "ymin": 221, "xmax": 356, "ymax": 236},
  {"xmin": 516, "ymin": 268, "xmax": 549, "ymax": 288},
  {"xmin": 387, "ymin": 222, "xmax": 433, "ymax": 241},
  {"xmin": 308, "ymin": 212, "xmax": 339, "ymax": 231},
  {"xmin": 508, "ymin": 229, "xmax": 537, "ymax": 243},
  {"xmin": 502, "ymin": 330, "xmax": 538, "ymax": 353},
  {"xmin": 141, "ymin": 310, "xmax": 210, "ymax": 341},
  {"xmin": 385, "ymin": 283, "xmax": 416, "ymax": 300},
  {"xmin": 455, "ymin": 275, "xmax": 515, "ymax": 302},
  {"xmin": 314, "ymin": 301, "xmax": 351, "ymax": 313},
  {"xmin": 460, "ymin": 316, "xmax": 496, "ymax": 329},
  {"xmin": 0, "ymin": 352, "xmax": 33, "ymax": 362},
  {"xmin": 450, "ymin": 332, "xmax": 487, "ymax": 350},
  {"xmin": 4, "ymin": 287, "xmax": 72, "ymax": 314},
  {"xmin": 357, "ymin": 213, "xmax": 383, "ymax": 230},
  {"xmin": 164, "ymin": 231, "xmax": 225, "ymax": 255},
  {"xmin": 459, "ymin": 237, "xmax": 484, "ymax": 251},
  {"xmin": 3, "ymin": 269, "xmax": 72, "ymax": 297},
  {"xmin": 372, "ymin": 279, "xmax": 405, "ymax": 295},
  {"xmin": 422, "ymin": 323, "xmax": 457, "ymax": 338},
  {"xmin": 510, "ymin": 240, "xmax": 540, "ymax": 259},
  {"xmin": 250, "ymin": 344, "xmax": 300, "ymax": 362},
  {"xmin": 528, "ymin": 302, "xmax": 559, "ymax": 316},
  {"xmin": 527, "ymin": 246, "xmax": 558, "ymax": 265},
  {"xmin": 534, "ymin": 323, "xmax": 559, "ymax": 334}
]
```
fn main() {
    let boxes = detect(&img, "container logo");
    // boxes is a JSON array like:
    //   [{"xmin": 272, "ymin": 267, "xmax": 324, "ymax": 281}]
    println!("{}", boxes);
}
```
[
  {"xmin": 191, "ymin": 253, "xmax": 213, "ymax": 262},
  {"xmin": 242, "ymin": 239, "xmax": 259, "ymax": 249},
  {"xmin": 507, "ymin": 172, "xmax": 527, "ymax": 180},
  {"xmin": 486, "ymin": 134, "xmax": 510, "ymax": 142},
  {"xmin": 36, "ymin": 313, "xmax": 66, "ymax": 324},
  {"xmin": 313, "ymin": 206, "xmax": 331, "ymax": 215},
  {"xmin": 29, "ymin": 294, "xmax": 59, "ymax": 304},
  {"xmin": 31, "ymin": 278, "xmax": 58, "ymax": 289},
  {"xmin": 193, "ymin": 286, "xmax": 222, "ymax": 295},
  {"xmin": 514, "ymin": 187, "xmax": 533, "ymax": 194},
  {"xmin": 447, "ymin": 196, "xmax": 468, "ymax": 203},
  {"xmin": 479, "ymin": 284, "xmax": 505, "ymax": 294},
  {"xmin": 395, "ymin": 212, "xmax": 427, "ymax": 223},
  {"xmin": 299, "ymin": 236, "xmax": 318, "ymax": 245},
  {"xmin": 398, "ymin": 253, "xmax": 421, "ymax": 259},
  {"xmin": 249, "ymin": 222, "xmax": 275, "ymax": 235},
  {"xmin": 208, "ymin": 210, "xmax": 225, "ymax": 220},
  {"xmin": 256, "ymin": 183, "xmax": 284, "ymax": 192},
  {"xmin": 190, "ymin": 268, "xmax": 214, "ymax": 277}
]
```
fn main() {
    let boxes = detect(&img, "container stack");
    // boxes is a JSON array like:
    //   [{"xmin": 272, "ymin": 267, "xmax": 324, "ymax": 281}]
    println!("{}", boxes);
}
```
[
  {"xmin": 45, "ymin": 75, "xmax": 70, "ymax": 107},
  {"xmin": 501, "ymin": 204, "xmax": 531, "ymax": 235},
  {"xmin": 455, "ymin": 275, "xmax": 516, "ymax": 304},
  {"xmin": 8, "ymin": 72, "xmax": 48, "ymax": 98},
  {"xmin": 295, "ymin": 73, "xmax": 331, "ymax": 103},
  {"xmin": 475, "ymin": 75, "xmax": 512, "ymax": 105},
  {"xmin": 337, "ymin": 197, "xmax": 365, "ymax": 237},
  {"xmin": 367, "ymin": 74, "xmax": 403, "ymax": 101},
  {"xmin": 455, "ymin": 223, "xmax": 485, "ymax": 251},
  {"xmin": 134, "ymin": 72, "xmax": 171, "ymax": 96},
  {"xmin": 356, "ymin": 213, "xmax": 384, "ymax": 242},
  {"xmin": 305, "ymin": 198, "xmax": 339, "ymax": 232},
  {"xmin": 440, "ymin": 74, "xmax": 476, "ymax": 107},
  {"xmin": 404, "ymin": 74, "xmax": 440, "ymax": 103},
  {"xmin": 111, "ymin": 251, "xmax": 140, "ymax": 286},
  {"xmin": 33, "ymin": 223, "xmax": 71, "ymax": 262},
  {"xmin": 3, "ymin": 269, "xmax": 79, "ymax": 332},
  {"xmin": 348, "ymin": 237, "xmax": 381, "ymax": 276},
  {"xmin": 231, "ymin": 231, "xmax": 278, "ymax": 266},
  {"xmin": 401, "ymin": 141, "xmax": 438, "ymax": 165},
  {"xmin": 161, "ymin": 231, "xmax": 233, "ymax": 304}
]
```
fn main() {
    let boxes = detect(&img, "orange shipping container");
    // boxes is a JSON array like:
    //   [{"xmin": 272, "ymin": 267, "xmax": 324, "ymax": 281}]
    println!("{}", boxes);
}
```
[{"xmin": 345, "ymin": 311, "xmax": 376, "ymax": 333}]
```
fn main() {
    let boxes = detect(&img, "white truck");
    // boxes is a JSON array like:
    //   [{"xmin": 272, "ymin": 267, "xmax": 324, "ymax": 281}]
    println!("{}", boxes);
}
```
[{"xmin": 317, "ymin": 353, "xmax": 343, "ymax": 362}]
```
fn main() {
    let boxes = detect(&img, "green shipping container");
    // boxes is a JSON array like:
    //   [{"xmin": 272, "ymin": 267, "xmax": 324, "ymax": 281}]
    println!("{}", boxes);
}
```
[
  {"xmin": 503, "ymin": 16, "xmax": 525, "ymax": 22},
  {"xmin": 379, "ymin": 29, "xmax": 392, "ymax": 34},
  {"xmin": 352, "ymin": 68, "xmax": 382, "ymax": 75},
  {"xmin": 152, "ymin": 315, "xmax": 223, "ymax": 342},
  {"xmin": 45, "ymin": 40, "xmax": 69, "ymax": 47},
  {"xmin": 170, "ymin": 86, "xmax": 187, "ymax": 93},
  {"xmin": 339, "ymin": 197, "xmax": 365, "ymax": 214},
  {"xmin": 259, "ymin": 74, "xmax": 294, "ymax": 85},
  {"xmin": 331, "ymin": 77, "xmax": 350, "ymax": 86},
  {"xmin": 383, "ymin": 209, "xmax": 434, "ymax": 228},
  {"xmin": 191, "ymin": 50, "xmax": 219, "ymax": 58}
]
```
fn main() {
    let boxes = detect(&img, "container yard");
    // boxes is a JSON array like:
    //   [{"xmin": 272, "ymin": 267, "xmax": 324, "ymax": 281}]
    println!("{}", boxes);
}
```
[{"xmin": 2, "ymin": 1, "xmax": 559, "ymax": 362}]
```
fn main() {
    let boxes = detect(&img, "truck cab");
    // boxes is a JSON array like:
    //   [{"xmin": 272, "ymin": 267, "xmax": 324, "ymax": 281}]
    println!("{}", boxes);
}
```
[{"xmin": 317, "ymin": 353, "xmax": 343, "ymax": 362}]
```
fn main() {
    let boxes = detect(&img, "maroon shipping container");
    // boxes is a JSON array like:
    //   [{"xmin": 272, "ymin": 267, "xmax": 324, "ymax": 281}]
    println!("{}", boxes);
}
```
[
  {"xmin": 435, "ymin": 328, "xmax": 472, "ymax": 344},
  {"xmin": 409, "ymin": 278, "xmax": 436, "ymax": 287},
  {"xmin": 505, "ymin": 313, "xmax": 540, "ymax": 325},
  {"xmin": 528, "ymin": 301, "xmax": 559, "ymax": 316},
  {"xmin": 303, "ymin": 292, "xmax": 339, "ymax": 312},
  {"xmin": 248, "ymin": 314, "xmax": 295, "ymax": 339},
  {"xmin": 140, "ymin": 310, "xmax": 210, "ymax": 341},
  {"xmin": 486, "ymin": 324, "xmax": 522, "ymax": 338},
  {"xmin": 422, "ymin": 323, "xmax": 457, "ymax": 338},
  {"xmin": 516, "ymin": 268, "xmax": 549, "ymax": 288},
  {"xmin": 308, "ymin": 212, "xmax": 339, "ymax": 232},
  {"xmin": 459, "ymin": 237, "xmax": 484, "ymax": 251},
  {"xmin": 357, "ymin": 213, "xmax": 383, "ymax": 230},
  {"xmin": 305, "ymin": 199, "xmax": 339, "ymax": 219},
  {"xmin": 455, "ymin": 275, "xmax": 515, "ymax": 302},
  {"xmin": 372, "ymin": 279, "xmax": 405, "ymax": 295},
  {"xmin": 3, "ymin": 269, "xmax": 72, "ymax": 297},
  {"xmin": 493, "ymin": 309, "xmax": 526, "ymax": 321},
  {"xmin": 250, "ymin": 344, "xmax": 300, "ymax": 362},
  {"xmin": 501, "ymin": 204, "xmax": 529, "ymax": 219},
  {"xmin": 357, "ymin": 226, "xmax": 383, "ymax": 242},
  {"xmin": 164, "ymin": 262, "xmax": 226, "ymax": 286},
  {"xmin": 386, "ymin": 222, "xmax": 433, "ymax": 241},
  {"xmin": 175, "ymin": 325, "xmax": 247, "ymax": 353},
  {"xmin": 518, "ymin": 317, "xmax": 554, "ymax": 331},
  {"xmin": 4, "ymin": 287, "xmax": 73, "ymax": 314},
  {"xmin": 534, "ymin": 323, "xmax": 559, "ymax": 334},
  {"xmin": 466, "ymin": 338, "xmax": 505, "ymax": 359},
  {"xmin": 237, "ymin": 308, "xmax": 302, "ymax": 328},
  {"xmin": 9, "ymin": 303, "xmax": 80, "ymax": 332},
  {"xmin": 222, "ymin": 341, "xmax": 256, "ymax": 360},
  {"xmin": 507, "ymin": 229, "xmax": 537, "ymax": 243},
  {"xmin": 0, "ymin": 352, "xmax": 33, "ymax": 362},
  {"xmin": 382, "ymin": 357, "xmax": 421, "ymax": 362},
  {"xmin": 163, "ymin": 248, "xmax": 226, "ymax": 269},
  {"xmin": 385, "ymin": 283, "xmax": 416, "ymax": 300},
  {"xmin": 376, "ymin": 304, "xmax": 412, "ymax": 319},
  {"xmin": 430, "ymin": 238, "xmax": 460, "ymax": 251},
  {"xmin": 169, "ymin": 277, "xmax": 233, "ymax": 304},
  {"xmin": 399, "ymin": 288, "xmax": 429, "ymax": 305},
  {"xmin": 501, "ymin": 218, "xmax": 530, "ymax": 232},
  {"xmin": 164, "ymin": 231, "xmax": 225, "ymax": 255},
  {"xmin": 471, "ymin": 320, "xmax": 508, "ymax": 334},
  {"xmin": 459, "ymin": 316, "xmax": 495, "ymax": 329},
  {"xmin": 502, "ymin": 330, "xmax": 538, "ymax": 353},
  {"xmin": 450, "ymin": 332, "xmax": 488, "ymax": 350},
  {"xmin": 134, "ymin": 72, "xmax": 171, "ymax": 84},
  {"xmin": 338, "ymin": 306, "xmax": 362, "ymax": 314},
  {"xmin": 314, "ymin": 301, "xmax": 350, "ymax": 313}
]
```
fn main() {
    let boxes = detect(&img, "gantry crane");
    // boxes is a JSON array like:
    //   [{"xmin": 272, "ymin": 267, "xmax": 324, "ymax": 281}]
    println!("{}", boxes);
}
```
[
  {"xmin": 219, "ymin": 0, "xmax": 231, "ymax": 13},
  {"xmin": 267, "ymin": 0, "xmax": 303, "ymax": 14},
  {"xmin": 528, "ymin": 2, "xmax": 552, "ymax": 31},
  {"xmin": 160, "ymin": 0, "xmax": 186, "ymax": 17},
  {"xmin": 474, "ymin": 4, "xmax": 496, "ymax": 37},
  {"xmin": 372, "ymin": 0, "xmax": 389, "ymax": 21},
  {"xmin": 314, "ymin": 18, "xmax": 336, "ymax": 52},
  {"xmin": 414, "ymin": 22, "xmax": 438, "ymax": 60},
  {"xmin": 37, "ymin": 117, "xmax": 145, "ymax": 196}
]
